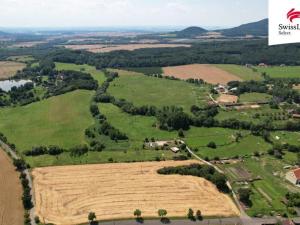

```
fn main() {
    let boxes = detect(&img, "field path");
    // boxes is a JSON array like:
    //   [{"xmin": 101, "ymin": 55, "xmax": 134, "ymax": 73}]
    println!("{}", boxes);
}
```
[{"xmin": 0, "ymin": 140, "xmax": 36, "ymax": 225}]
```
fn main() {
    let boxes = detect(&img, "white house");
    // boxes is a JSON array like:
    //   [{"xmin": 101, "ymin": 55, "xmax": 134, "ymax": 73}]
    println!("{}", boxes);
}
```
[{"xmin": 286, "ymin": 168, "xmax": 300, "ymax": 186}]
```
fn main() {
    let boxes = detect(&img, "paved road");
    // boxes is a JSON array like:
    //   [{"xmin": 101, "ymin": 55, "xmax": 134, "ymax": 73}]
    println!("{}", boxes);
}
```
[{"xmin": 0, "ymin": 140, "xmax": 36, "ymax": 225}]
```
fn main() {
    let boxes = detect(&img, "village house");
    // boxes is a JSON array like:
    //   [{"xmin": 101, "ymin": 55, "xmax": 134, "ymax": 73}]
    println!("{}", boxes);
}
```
[
  {"xmin": 214, "ymin": 84, "xmax": 228, "ymax": 94},
  {"xmin": 286, "ymin": 168, "xmax": 300, "ymax": 186}
]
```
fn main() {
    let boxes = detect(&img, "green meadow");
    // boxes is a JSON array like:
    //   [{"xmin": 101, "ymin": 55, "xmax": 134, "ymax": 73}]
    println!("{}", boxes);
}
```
[
  {"xmin": 239, "ymin": 93, "xmax": 272, "ymax": 103},
  {"xmin": 107, "ymin": 70, "xmax": 210, "ymax": 112},
  {"xmin": 216, "ymin": 64, "xmax": 263, "ymax": 81},
  {"xmin": 55, "ymin": 62, "xmax": 106, "ymax": 85},
  {"xmin": 256, "ymin": 66, "xmax": 300, "ymax": 79},
  {"xmin": 0, "ymin": 90, "xmax": 94, "ymax": 151}
]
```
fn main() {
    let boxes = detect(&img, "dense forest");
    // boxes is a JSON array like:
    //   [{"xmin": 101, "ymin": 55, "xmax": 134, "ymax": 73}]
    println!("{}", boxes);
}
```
[{"xmin": 44, "ymin": 39, "xmax": 300, "ymax": 68}]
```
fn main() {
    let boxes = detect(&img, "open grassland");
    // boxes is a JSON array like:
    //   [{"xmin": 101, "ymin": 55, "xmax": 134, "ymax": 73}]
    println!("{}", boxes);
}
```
[
  {"xmin": 163, "ymin": 64, "xmax": 242, "ymax": 85},
  {"xmin": 0, "ymin": 61, "xmax": 25, "ymax": 79},
  {"xmin": 122, "ymin": 67, "xmax": 163, "ymax": 75},
  {"xmin": 221, "ymin": 156, "xmax": 298, "ymax": 217},
  {"xmin": 99, "ymin": 103, "xmax": 177, "ymax": 147},
  {"xmin": 32, "ymin": 160, "xmax": 239, "ymax": 225},
  {"xmin": 239, "ymin": 93, "xmax": 272, "ymax": 103},
  {"xmin": 0, "ymin": 90, "xmax": 94, "ymax": 151},
  {"xmin": 216, "ymin": 106, "xmax": 289, "ymax": 127},
  {"xmin": 185, "ymin": 128, "xmax": 271, "ymax": 159},
  {"xmin": 271, "ymin": 131, "xmax": 300, "ymax": 145},
  {"xmin": 216, "ymin": 65, "xmax": 263, "ymax": 81},
  {"xmin": 7, "ymin": 55, "xmax": 35, "ymax": 63},
  {"xmin": 0, "ymin": 149, "xmax": 24, "ymax": 225},
  {"xmin": 55, "ymin": 62, "xmax": 106, "ymax": 85},
  {"xmin": 256, "ymin": 66, "xmax": 300, "ymax": 79},
  {"xmin": 25, "ymin": 148, "xmax": 176, "ymax": 168},
  {"xmin": 63, "ymin": 44, "xmax": 191, "ymax": 53},
  {"xmin": 108, "ymin": 70, "xmax": 210, "ymax": 112}
]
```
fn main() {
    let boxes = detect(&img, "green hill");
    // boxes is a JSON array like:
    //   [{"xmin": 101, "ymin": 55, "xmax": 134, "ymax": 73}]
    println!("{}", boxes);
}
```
[{"xmin": 220, "ymin": 19, "xmax": 268, "ymax": 37}]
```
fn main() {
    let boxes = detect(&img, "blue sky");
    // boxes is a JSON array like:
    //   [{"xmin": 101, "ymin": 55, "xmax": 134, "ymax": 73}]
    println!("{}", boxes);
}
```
[{"xmin": 0, "ymin": 0, "xmax": 267, "ymax": 28}]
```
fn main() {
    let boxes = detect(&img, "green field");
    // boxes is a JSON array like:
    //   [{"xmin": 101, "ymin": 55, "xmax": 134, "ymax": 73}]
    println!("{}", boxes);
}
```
[
  {"xmin": 186, "ymin": 130, "xmax": 271, "ymax": 159},
  {"xmin": 216, "ymin": 64, "xmax": 263, "ymax": 81},
  {"xmin": 25, "ymin": 148, "xmax": 175, "ymax": 167},
  {"xmin": 107, "ymin": 70, "xmax": 209, "ymax": 112},
  {"xmin": 99, "ymin": 103, "xmax": 177, "ymax": 148},
  {"xmin": 271, "ymin": 131, "xmax": 300, "ymax": 145},
  {"xmin": 256, "ymin": 66, "xmax": 300, "ymax": 79},
  {"xmin": 55, "ymin": 62, "xmax": 106, "ymax": 85},
  {"xmin": 0, "ymin": 90, "xmax": 94, "ymax": 151},
  {"xmin": 122, "ymin": 67, "xmax": 162, "ymax": 75},
  {"xmin": 239, "ymin": 93, "xmax": 272, "ymax": 103},
  {"xmin": 216, "ymin": 106, "xmax": 289, "ymax": 127},
  {"xmin": 7, "ymin": 55, "xmax": 35, "ymax": 63}
]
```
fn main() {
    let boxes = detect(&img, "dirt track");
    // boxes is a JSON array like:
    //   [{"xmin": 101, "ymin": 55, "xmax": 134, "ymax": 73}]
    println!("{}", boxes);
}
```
[
  {"xmin": 0, "ymin": 149, "xmax": 24, "ymax": 225},
  {"xmin": 32, "ymin": 160, "xmax": 239, "ymax": 225},
  {"xmin": 64, "ymin": 44, "xmax": 191, "ymax": 53},
  {"xmin": 163, "ymin": 64, "xmax": 242, "ymax": 85}
]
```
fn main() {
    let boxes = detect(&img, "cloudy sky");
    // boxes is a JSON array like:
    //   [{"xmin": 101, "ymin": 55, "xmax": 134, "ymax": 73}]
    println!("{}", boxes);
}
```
[{"xmin": 0, "ymin": 0, "xmax": 267, "ymax": 28}]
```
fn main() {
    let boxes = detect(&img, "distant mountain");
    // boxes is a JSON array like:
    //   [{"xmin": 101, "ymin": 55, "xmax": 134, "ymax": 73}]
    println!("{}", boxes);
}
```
[
  {"xmin": 175, "ymin": 26, "xmax": 207, "ymax": 38},
  {"xmin": 219, "ymin": 19, "xmax": 268, "ymax": 37},
  {"xmin": 0, "ymin": 31, "xmax": 8, "ymax": 36}
]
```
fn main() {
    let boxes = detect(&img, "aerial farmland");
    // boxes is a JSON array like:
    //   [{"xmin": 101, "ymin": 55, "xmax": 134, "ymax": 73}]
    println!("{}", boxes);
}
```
[{"xmin": 0, "ymin": 3, "xmax": 300, "ymax": 225}]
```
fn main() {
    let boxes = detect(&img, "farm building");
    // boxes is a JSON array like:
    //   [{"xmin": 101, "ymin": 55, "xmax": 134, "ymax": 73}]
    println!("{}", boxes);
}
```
[
  {"xmin": 286, "ymin": 168, "xmax": 300, "ymax": 186},
  {"xmin": 170, "ymin": 147, "xmax": 180, "ymax": 153},
  {"xmin": 214, "ymin": 84, "xmax": 228, "ymax": 94},
  {"xmin": 217, "ymin": 94, "xmax": 239, "ymax": 105},
  {"xmin": 258, "ymin": 63, "xmax": 268, "ymax": 67}
]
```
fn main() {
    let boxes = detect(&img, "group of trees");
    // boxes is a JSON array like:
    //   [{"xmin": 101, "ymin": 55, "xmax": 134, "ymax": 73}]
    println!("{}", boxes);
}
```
[
  {"xmin": 157, "ymin": 164, "xmax": 229, "ymax": 193},
  {"xmin": 24, "ymin": 145, "xmax": 64, "ymax": 156},
  {"xmin": 157, "ymin": 106, "xmax": 191, "ymax": 130}
]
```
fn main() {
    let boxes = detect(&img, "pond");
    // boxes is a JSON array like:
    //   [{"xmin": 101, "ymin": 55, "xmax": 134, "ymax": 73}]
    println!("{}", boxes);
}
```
[{"xmin": 0, "ymin": 80, "xmax": 32, "ymax": 92}]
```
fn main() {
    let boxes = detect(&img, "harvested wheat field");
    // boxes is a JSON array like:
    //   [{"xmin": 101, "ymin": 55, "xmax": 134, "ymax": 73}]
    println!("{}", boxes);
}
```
[
  {"xmin": 64, "ymin": 44, "xmax": 190, "ymax": 53},
  {"xmin": 32, "ymin": 160, "xmax": 239, "ymax": 225},
  {"xmin": 163, "ymin": 64, "xmax": 242, "ymax": 85},
  {"xmin": 0, "ymin": 149, "xmax": 24, "ymax": 225},
  {"xmin": 0, "ymin": 61, "xmax": 25, "ymax": 79}
]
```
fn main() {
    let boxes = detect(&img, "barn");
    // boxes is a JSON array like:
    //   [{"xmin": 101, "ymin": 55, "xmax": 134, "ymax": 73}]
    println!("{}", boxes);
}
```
[{"xmin": 286, "ymin": 168, "xmax": 300, "ymax": 186}]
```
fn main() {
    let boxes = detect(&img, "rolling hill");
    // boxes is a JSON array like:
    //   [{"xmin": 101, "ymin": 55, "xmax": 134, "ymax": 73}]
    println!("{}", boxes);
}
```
[
  {"xmin": 175, "ymin": 26, "xmax": 207, "ymax": 38},
  {"xmin": 219, "ymin": 19, "xmax": 268, "ymax": 37}
]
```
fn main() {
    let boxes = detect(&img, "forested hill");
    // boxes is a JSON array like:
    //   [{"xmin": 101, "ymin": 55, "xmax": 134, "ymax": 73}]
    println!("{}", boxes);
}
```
[
  {"xmin": 175, "ymin": 26, "xmax": 207, "ymax": 38},
  {"xmin": 48, "ymin": 39, "xmax": 300, "ymax": 68},
  {"xmin": 219, "ymin": 19, "xmax": 268, "ymax": 37}
]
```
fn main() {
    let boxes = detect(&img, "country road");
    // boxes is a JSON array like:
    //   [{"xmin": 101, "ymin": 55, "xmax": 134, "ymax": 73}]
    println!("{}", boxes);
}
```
[
  {"xmin": 184, "ymin": 145, "xmax": 250, "ymax": 220},
  {"xmin": 0, "ymin": 140, "xmax": 36, "ymax": 225}
]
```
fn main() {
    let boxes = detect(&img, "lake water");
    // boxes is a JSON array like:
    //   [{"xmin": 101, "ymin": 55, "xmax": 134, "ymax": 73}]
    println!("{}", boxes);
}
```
[{"xmin": 0, "ymin": 80, "xmax": 32, "ymax": 92}]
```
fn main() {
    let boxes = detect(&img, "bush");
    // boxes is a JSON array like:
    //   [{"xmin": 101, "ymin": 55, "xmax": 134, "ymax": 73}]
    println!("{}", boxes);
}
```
[
  {"xmin": 70, "ymin": 145, "xmax": 89, "ymax": 157},
  {"xmin": 207, "ymin": 141, "xmax": 217, "ymax": 149}
]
